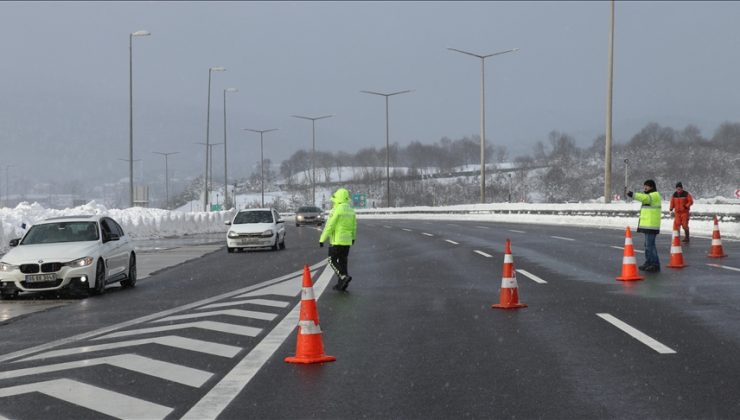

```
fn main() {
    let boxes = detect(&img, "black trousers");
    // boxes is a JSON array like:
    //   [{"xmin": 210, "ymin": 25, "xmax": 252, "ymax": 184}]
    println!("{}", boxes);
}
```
[{"xmin": 328, "ymin": 245, "xmax": 351, "ymax": 278}]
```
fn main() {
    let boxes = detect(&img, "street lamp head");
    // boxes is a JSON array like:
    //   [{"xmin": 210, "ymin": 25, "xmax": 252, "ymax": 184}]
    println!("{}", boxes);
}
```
[
  {"xmin": 210, "ymin": 66, "xmax": 226, "ymax": 72},
  {"xmin": 292, "ymin": 114, "xmax": 333, "ymax": 121},
  {"xmin": 131, "ymin": 30, "xmax": 151, "ymax": 37}
]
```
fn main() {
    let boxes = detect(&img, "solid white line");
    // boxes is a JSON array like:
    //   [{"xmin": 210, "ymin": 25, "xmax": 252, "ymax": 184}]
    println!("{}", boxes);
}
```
[
  {"xmin": 200, "ymin": 298, "xmax": 291, "ymax": 310},
  {"xmin": 0, "ymin": 379, "xmax": 172, "ymax": 419},
  {"xmin": 508, "ymin": 229, "xmax": 526, "ymax": 234},
  {"xmin": 155, "ymin": 309, "xmax": 277, "ymax": 323},
  {"xmin": 20, "ymin": 336, "xmax": 242, "ymax": 362},
  {"xmin": 445, "ymin": 239, "xmax": 459, "ymax": 245},
  {"xmin": 596, "ymin": 313, "xmax": 676, "ymax": 354},
  {"xmin": 0, "ymin": 262, "xmax": 326, "ymax": 363},
  {"xmin": 516, "ymin": 269, "xmax": 547, "ymax": 284},
  {"xmin": 550, "ymin": 235, "xmax": 575, "ymax": 241},
  {"xmin": 611, "ymin": 245, "xmax": 645, "ymax": 254},
  {"xmin": 182, "ymin": 264, "xmax": 334, "ymax": 420},
  {"xmin": 402, "ymin": 228, "xmax": 412, "ymax": 232},
  {"xmin": 706, "ymin": 263, "xmax": 740, "ymax": 272},
  {"xmin": 422, "ymin": 232, "xmax": 434, "ymax": 237},
  {"xmin": 94, "ymin": 321, "xmax": 262, "ymax": 340},
  {"xmin": 0, "ymin": 354, "xmax": 213, "ymax": 387},
  {"xmin": 474, "ymin": 250, "xmax": 493, "ymax": 258}
]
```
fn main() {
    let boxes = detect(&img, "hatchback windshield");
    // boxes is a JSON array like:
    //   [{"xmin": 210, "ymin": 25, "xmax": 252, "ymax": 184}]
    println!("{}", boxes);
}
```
[
  {"xmin": 297, "ymin": 207, "xmax": 322, "ymax": 213},
  {"xmin": 233, "ymin": 211, "xmax": 274, "ymax": 224},
  {"xmin": 21, "ymin": 222, "xmax": 99, "ymax": 244}
]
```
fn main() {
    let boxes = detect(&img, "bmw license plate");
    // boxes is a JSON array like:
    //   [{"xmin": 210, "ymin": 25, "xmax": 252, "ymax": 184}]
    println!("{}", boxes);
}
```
[{"xmin": 25, "ymin": 274, "xmax": 56, "ymax": 283}]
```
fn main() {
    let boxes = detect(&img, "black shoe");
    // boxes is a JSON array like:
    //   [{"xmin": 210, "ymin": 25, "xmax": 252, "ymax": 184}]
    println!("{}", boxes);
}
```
[
  {"xmin": 638, "ymin": 263, "xmax": 649, "ymax": 271},
  {"xmin": 339, "ymin": 276, "xmax": 352, "ymax": 291},
  {"xmin": 332, "ymin": 282, "xmax": 342, "ymax": 291},
  {"xmin": 644, "ymin": 265, "xmax": 660, "ymax": 273}
]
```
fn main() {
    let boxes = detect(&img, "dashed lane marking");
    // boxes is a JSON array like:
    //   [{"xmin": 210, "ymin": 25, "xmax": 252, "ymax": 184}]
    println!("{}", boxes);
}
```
[
  {"xmin": 474, "ymin": 250, "xmax": 493, "ymax": 258},
  {"xmin": 445, "ymin": 240, "xmax": 459, "ymax": 245},
  {"xmin": 611, "ymin": 245, "xmax": 645, "ymax": 254},
  {"xmin": 596, "ymin": 313, "xmax": 676, "ymax": 354},
  {"xmin": 0, "ymin": 379, "xmax": 173, "ymax": 419},
  {"xmin": 19, "ymin": 336, "xmax": 242, "ymax": 362},
  {"xmin": 706, "ymin": 263, "xmax": 740, "ymax": 272},
  {"xmin": 383, "ymin": 225, "xmax": 392, "ymax": 229},
  {"xmin": 550, "ymin": 235, "xmax": 575, "ymax": 241},
  {"xmin": 402, "ymin": 228, "xmax": 412, "ymax": 232},
  {"xmin": 476, "ymin": 225, "xmax": 490, "ymax": 229},
  {"xmin": 516, "ymin": 269, "xmax": 547, "ymax": 284},
  {"xmin": 422, "ymin": 232, "xmax": 434, "ymax": 237},
  {"xmin": 508, "ymin": 229, "xmax": 526, "ymax": 234}
]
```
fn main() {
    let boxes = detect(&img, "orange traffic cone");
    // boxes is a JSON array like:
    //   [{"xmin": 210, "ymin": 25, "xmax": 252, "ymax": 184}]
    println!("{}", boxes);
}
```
[
  {"xmin": 616, "ymin": 227, "xmax": 644, "ymax": 281},
  {"xmin": 667, "ymin": 230, "xmax": 687, "ymax": 268},
  {"xmin": 707, "ymin": 215, "xmax": 728, "ymax": 258},
  {"xmin": 492, "ymin": 239, "xmax": 527, "ymax": 309},
  {"xmin": 285, "ymin": 265, "xmax": 336, "ymax": 364}
]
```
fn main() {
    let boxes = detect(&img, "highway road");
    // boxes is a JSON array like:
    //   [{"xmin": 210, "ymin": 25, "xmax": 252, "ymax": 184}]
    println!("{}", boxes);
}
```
[{"xmin": 0, "ymin": 220, "xmax": 738, "ymax": 419}]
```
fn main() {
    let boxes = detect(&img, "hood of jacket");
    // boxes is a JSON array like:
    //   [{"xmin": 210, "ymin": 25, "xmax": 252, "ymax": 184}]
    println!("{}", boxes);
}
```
[{"xmin": 332, "ymin": 188, "xmax": 351, "ymax": 205}]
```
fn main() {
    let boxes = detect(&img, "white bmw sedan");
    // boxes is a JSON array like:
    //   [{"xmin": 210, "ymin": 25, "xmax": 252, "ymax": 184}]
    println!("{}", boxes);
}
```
[
  {"xmin": 225, "ymin": 208, "xmax": 286, "ymax": 253},
  {"xmin": 0, "ymin": 215, "xmax": 136, "ymax": 299}
]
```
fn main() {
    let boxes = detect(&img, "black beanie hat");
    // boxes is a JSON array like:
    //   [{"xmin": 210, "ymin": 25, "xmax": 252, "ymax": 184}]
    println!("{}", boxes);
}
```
[
  {"xmin": 675, "ymin": 182, "xmax": 683, "ymax": 188},
  {"xmin": 644, "ymin": 179, "xmax": 656, "ymax": 189}
]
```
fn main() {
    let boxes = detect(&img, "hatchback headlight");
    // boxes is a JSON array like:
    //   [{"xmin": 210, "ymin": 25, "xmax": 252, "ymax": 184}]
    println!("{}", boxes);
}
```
[
  {"xmin": 0, "ymin": 262, "xmax": 18, "ymax": 272},
  {"xmin": 64, "ymin": 256, "xmax": 94, "ymax": 268},
  {"xmin": 261, "ymin": 229, "xmax": 274, "ymax": 237},
  {"xmin": 228, "ymin": 230, "xmax": 240, "ymax": 238}
]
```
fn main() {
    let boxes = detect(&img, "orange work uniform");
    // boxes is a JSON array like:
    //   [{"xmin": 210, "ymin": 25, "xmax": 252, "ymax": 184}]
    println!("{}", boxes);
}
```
[{"xmin": 669, "ymin": 190, "xmax": 693, "ymax": 233}]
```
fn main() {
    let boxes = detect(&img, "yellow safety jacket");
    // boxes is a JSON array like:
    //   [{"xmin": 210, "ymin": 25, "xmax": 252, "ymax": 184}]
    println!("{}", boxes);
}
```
[
  {"xmin": 634, "ymin": 190, "xmax": 662, "ymax": 233},
  {"xmin": 319, "ymin": 188, "xmax": 357, "ymax": 246}
]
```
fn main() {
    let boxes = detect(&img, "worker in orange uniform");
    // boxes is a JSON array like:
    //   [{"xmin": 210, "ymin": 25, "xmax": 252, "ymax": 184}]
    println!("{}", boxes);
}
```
[{"xmin": 669, "ymin": 182, "xmax": 694, "ymax": 242}]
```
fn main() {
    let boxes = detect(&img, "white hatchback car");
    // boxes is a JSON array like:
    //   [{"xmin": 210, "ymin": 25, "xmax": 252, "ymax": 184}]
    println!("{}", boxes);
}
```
[
  {"xmin": 225, "ymin": 208, "xmax": 286, "ymax": 253},
  {"xmin": 0, "ymin": 215, "xmax": 136, "ymax": 299}
]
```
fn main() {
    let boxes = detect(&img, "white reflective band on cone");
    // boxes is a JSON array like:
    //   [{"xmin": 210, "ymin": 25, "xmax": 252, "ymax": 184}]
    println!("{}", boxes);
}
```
[
  {"xmin": 712, "ymin": 239, "xmax": 723, "ymax": 246},
  {"xmin": 670, "ymin": 246, "xmax": 683, "ymax": 254},
  {"xmin": 624, "ymin": 238, "xmax": 633, "ymax": 246},
  {"xmin": 501, "ymin": 277, "xmax": 518, "ymax": 288},
  {"xmin": 301, "ymin": 287, "xmax": 315, "ymax": 300},
  {"xmin": 672, "ymin": 231, "xmax": 679, "ymax": 238},
  {"xmin": 298, "ymin": 320, "xmax": 322, "ymax": 335},
  {"xmin": 622, "ymin": 256, "xmax": 637, "ymax": 264},
  {"xmin": 504, "ymin": 254, "xmax": 514, "ymax": 263}
]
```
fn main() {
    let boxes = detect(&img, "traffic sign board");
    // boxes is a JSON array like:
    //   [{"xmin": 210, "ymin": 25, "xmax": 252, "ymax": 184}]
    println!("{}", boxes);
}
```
[{"xmin": 735, "ymin": 189, "xmax": 740, "ymax": 199}]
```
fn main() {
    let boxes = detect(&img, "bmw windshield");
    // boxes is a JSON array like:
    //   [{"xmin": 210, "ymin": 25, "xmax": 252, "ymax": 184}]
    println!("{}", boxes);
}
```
[{"xmin": 21, "ymin": 222, "xmax": 100, "ymax": 245}]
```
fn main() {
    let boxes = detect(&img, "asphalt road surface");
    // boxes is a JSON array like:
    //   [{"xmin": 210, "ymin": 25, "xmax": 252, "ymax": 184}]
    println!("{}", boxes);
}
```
[{"xmin": 0, "ymin": 220, "xmax": 738, "ymax": 419}]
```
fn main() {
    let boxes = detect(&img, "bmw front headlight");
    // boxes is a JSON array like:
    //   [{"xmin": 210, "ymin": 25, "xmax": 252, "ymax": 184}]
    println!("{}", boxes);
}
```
[
  {"xmin": 0, "ymin": 262, "xmax": 18, "ymax": 272},
  {"xmin": 261, "ymin": 229, "xmax": 274, "ymax": 238},
  {"xmin": 64, "ymin": 256, "xmax": 94, "ymax": 268},
  {"xmin": 228, "ymin": 230, "xmax": 240, "ymax": 238}
]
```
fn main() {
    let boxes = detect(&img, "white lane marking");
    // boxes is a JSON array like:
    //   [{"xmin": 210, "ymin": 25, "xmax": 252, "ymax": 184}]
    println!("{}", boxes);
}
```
[
  {"xmin": 445, "ymin": 240, "xmax": 459, "ymax": 245},
  {"xmin": 0, "ymin": 379, "xmax": 172, "ymax": 419},
  {"xmin": 237, "ymin": 274, "xmax": 306, "ymax": 298},
  {"xmin": 611, "ymin": 245, "xmax": 645, "ymax": 254},
  {"xmin": 402, "ymin": 228, "xmax": 412, "ymax": 232},
  {"xmin": 596, "ymin": 313, "xmax": 676, "ymax": 354},
  {"xmin": 474, "ymin": 250, "xmax": 493, "ymax": 258},
  {"xmin": 200, "ymin": 298, "xmax": 290, "ymax": 310},
  {"xmin": 550, "ymin": 235, "xmax": 575, "ymax": 241},
  {"xmin": 516, "ymin": 269, "xmax": 548, "ymax": 284},
  {"xmin": 383, "ymin": 225, "xmax": 392, "ymax": 229},
  {"xmin": 508, "ymin": 229, "xmax": 526, "ymax": 234},
  {"xmin": 476, "ymin": 225, "xmax": 490, "ymax": 229},
  {"xmin": 0, "ymin": 354, "xmax": 213, "ymax": 387},
  {"xmin": 154, "ymin": 309, "xmax": 278, "ymax": 323},
  {"xmin": 94, "ymin": 321, "xmax": 261, "ymax": 340},
  {"xmin": 182, "ymin": 265, "xmax": 334, "ymax": 420},
  {"xmin": 422, "ymin": 232, "xmax": 434, "ymax": 237},
  {"xmin": 0, "ymin": 262, "xmax": 326, "ymax": 363},
  {"xmin": 706, "ymin": 263, "xmax": 740, "ymax": 272},
  {"xmin": 19, "ymin": 336, "xmax": 242, "ymax": 362}
]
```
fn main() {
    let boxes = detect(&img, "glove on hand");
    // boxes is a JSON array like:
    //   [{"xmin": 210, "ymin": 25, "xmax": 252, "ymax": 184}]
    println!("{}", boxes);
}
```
[
  {"xmin": 319, "ymin": 242, "xmax": 324, "ymax": 248},
  {"xmin": 627, "ymin": 191, "xmax": 633, "ymax": 198},
  {"xmin": 352, "ymin": 240, "xmax": 355, "ymax": 245}
]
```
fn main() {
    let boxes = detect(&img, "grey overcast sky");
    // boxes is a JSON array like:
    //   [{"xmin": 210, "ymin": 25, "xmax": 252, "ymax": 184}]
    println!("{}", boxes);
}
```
[{"xmin": 1, "ymin": 1, "xmax": 739, "ymax": 186}]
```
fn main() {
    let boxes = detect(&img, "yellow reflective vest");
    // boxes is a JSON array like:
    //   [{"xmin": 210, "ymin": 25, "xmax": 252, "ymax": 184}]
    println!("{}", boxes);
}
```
[
  {"xmin": 319, "ymin": 189, "xmax": 357, "ymax": 246},
  {"xmin": 634, "ymin": 190, "xmax": 662, "ymax": 233}
]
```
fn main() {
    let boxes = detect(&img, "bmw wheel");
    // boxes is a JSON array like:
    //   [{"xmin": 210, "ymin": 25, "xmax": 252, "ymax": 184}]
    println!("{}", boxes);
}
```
[
  {"xmin": 91, "ymin": 259, "xmax": 106, "ymax": 295},
  {"xmin": 121, "ymin": 253, "xmax": 137, "ymax": 288}
]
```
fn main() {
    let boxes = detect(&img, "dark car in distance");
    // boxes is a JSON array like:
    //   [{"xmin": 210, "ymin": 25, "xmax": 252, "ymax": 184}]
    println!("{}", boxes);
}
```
[{"xmin": 294, "ymin": 206, "xmax": 325, "ymax": 227}]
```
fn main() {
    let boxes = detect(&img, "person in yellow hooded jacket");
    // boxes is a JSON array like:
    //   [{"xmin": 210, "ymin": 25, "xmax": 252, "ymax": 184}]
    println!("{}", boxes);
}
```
[
  {"xmin": 627, "ymin": 179, "xmax": 662, "ymax": 272},
  {"xmin": 319, "ymin": 188, "xmax": 357, "ymax": 291}
]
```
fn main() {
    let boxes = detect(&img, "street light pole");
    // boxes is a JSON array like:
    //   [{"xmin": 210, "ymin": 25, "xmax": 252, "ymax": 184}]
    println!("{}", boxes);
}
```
[
  {"xmin": 153, "ymin": 152, "xmax": 179, "ymax": 209},
  {"xmin": 361, "ymin": 89, "xmax": 412, "ymax": 207},
  {"xmin": 448, "ymin": 47, "xmax": 518, "ymax": 203},
  {"xmin": 204, "ymin": 66, "xmax": 225, "ymax": 211},
  {"xmin": 291, "ymin": 114, "xmax": 333, "ymax": 206},
  {"xmin": 604, "ymin": 0, "xmax": 616, "ymax": 203},
  {"xmin": 223, "ymin": 88, "xmax": 238, "ymax": 209},
  {"xmin": 196, "ymin": 142, "xmax": 223, "ymax": 209},
  {"xmin": 243, "ymin": 128, "xmax": 278, "ymax": 207},
  {"xmin": 129, "ymin": 30, "xmax": 150, "ymax": 208}
]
